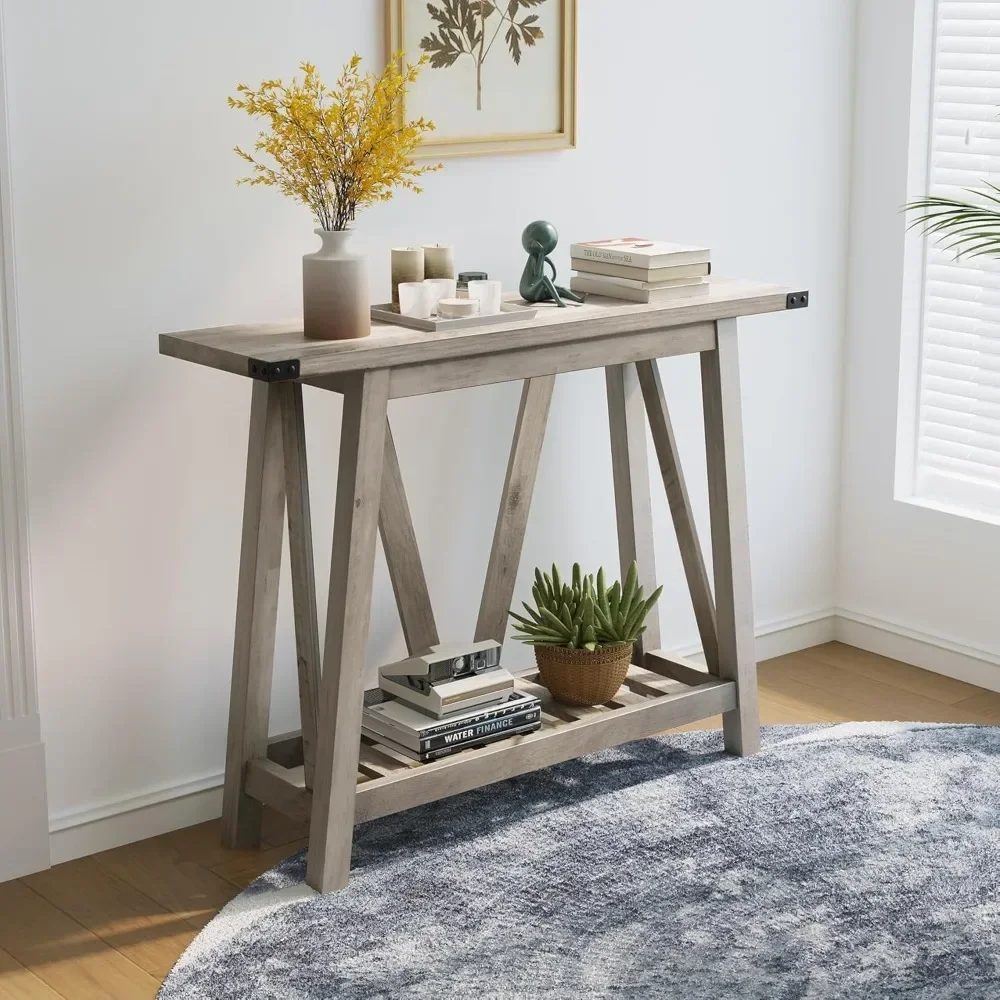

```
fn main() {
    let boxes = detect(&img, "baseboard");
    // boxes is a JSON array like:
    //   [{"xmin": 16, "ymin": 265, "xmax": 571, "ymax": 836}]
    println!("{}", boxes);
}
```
[
  {"xmin": 49, "ymin": 770, "xmax": 224, "ymax": 865},
  {"xmin": 675, "ymin": 607, "xmax": 838, "ymax": 664},
  {"xmin": 834, "ymin": 608, "xmax": 1000, "ymax": 694},
  {"xmin": 0, "ymin": 740, "xmax": 50, "ymax": 881}
]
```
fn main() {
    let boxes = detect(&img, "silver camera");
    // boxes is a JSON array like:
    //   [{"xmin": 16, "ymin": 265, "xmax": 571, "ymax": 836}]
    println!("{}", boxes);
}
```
[{"xmin": 378, "ymin": 640, "xmax": 512, "ymax": 718}]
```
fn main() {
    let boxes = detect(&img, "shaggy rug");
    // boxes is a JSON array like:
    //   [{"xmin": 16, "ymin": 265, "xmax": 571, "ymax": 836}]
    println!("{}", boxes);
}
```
[{"xmin": 158, "ymin": 723, "xmax": 1000, "ymax": 999}]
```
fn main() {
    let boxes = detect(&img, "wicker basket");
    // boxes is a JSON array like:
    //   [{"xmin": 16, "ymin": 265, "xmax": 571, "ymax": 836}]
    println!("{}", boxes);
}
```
[{"xmin": 534, "ymin": 643, "xmax": 634, "ymax": 707}]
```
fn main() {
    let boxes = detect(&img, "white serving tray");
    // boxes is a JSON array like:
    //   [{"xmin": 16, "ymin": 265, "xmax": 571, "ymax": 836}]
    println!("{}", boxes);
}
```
[{"xmin": 371, "ymin": 300, "xmax": 537, "ymax": 332}]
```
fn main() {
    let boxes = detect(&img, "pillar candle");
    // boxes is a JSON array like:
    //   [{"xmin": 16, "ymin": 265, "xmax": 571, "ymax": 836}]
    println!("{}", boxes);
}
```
[
  {"xmin": 422, "ymin": 243, "xmax": 456, "ymax": 280},
  {"xmin": 391, "ymin": 247, "xmax": 424, "ymax": 312}
]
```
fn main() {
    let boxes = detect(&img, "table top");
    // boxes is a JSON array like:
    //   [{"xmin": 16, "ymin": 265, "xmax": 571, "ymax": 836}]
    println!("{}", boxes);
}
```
[{"xmin": 159, "ymin": 277, "xmax": 806, "ymax": 381}]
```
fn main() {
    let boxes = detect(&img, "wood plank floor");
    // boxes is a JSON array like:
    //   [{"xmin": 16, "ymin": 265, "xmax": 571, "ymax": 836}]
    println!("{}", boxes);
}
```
[{"xmin": 3, "ymin": 641, "xmax": 999, "ymax": 996}]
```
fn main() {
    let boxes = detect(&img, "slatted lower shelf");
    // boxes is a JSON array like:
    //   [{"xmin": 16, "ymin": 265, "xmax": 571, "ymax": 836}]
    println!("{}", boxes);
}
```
[{"xmin": 245, "ymin": 652, "xmax": 735, "ymax": 827}]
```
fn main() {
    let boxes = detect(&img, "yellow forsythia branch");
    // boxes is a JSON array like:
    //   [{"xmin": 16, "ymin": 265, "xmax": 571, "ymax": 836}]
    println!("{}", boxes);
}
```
[{"xmin": 228, "ymin": 53, "xmax": 441, "ymax": 231}]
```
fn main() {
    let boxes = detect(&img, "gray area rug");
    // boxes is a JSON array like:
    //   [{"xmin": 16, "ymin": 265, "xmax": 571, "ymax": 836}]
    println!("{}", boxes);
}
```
[{"xmin": 159, "ymin": 723, "xmax": 1000, "ymax": 998}]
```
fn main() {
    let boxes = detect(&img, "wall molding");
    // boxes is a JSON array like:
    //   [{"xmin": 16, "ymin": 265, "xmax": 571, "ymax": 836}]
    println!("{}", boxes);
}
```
[
  {"xmin": 49, "ymin": 769, "xmax": 224, "ymax": 865},
  {"xmin": 0, "ymin": 0, "xmax": 48, "ymax": 882},
  {"xmin": 835, "ymin": 606, "xmax": 1000, "ymax": 693}
]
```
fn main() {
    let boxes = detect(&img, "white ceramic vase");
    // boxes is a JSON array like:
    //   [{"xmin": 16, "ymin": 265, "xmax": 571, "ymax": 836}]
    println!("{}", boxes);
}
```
[{"xmin": 302, "ymin": 228, "xmax": 370, "ymax": 341}]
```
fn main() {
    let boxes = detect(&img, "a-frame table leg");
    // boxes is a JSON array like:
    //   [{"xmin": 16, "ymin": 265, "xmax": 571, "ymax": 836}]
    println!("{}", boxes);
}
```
[
  {"xmin": 635, "ymin": 359, "xmax": 720, "ymax": 672},
  {"xmin": 222, "ymin": 382, "xmax": 286, "ymax": 849},
  {"xmin": 702, "ymin": 319, "xmax": 761, "ymax": 756},
  {"xmin": 606, "ymin": 363, "xmax": 661, "ymax": 665},
  {"xmin": 380, "ymin": 417, "xmax": 440, "ymax": 655},
  {"xmin": 307, "ymin": 369, "xmax": 390, "ymax": 893},
  {"xmin": 475, "ymin": 376, "xmax": 556, "ymax": 645},
  {"xmin": 278, "ymin": 382, "xmax": 322, "ymax": 789}
]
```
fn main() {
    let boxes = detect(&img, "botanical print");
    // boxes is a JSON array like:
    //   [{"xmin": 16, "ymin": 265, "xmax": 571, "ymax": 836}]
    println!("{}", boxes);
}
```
[
  {"xmin": 390, "ymin": 0, "xmax": 572, "ymax": 154},
  {"xmin": 420, "ymin": 0, "xmax": 549, "ymax": 111}
]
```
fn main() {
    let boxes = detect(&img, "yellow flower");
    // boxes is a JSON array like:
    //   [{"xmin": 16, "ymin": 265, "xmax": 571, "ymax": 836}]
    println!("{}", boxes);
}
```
[{"xmin": 229, "ymin": 54, "xmax": 441, "ymax": 231}]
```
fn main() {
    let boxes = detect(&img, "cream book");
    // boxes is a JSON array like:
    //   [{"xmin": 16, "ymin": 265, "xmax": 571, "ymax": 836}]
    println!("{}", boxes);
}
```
[
  {"xmin": 570, "ymin": 275, "xmax": 712, "ymax": 304},
  {"xmin": 572, "ymin": 272, "xmax": 708, "ymax": 291},
  {"xmin": 570, "ymin": 238, "xmax": 710, "ymax": 269},
  {"xmin": 571, "ymin": 258, "xmax": 711, "ymax": 282}
]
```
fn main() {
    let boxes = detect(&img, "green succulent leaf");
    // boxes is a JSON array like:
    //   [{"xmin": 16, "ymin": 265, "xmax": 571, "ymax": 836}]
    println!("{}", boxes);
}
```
[{"xmin": 621, "ymin": 561, "xmax": 638, "ymax": 610}]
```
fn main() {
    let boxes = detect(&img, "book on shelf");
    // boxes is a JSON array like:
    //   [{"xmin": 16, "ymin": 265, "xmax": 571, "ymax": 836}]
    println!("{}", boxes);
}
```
[
  {"xmin": 362, "ymin": 717, "xmax": 542, "ymax": 763},
  {"xmin": 570, "ymin": 238, "xmax": 710, "ymax": 269},
  {"xmin": 362, "ymin": 688, "xmax": 541, "ymax": 753},
  {"xmin": 570, "ymin": 274, "xmax": 712, "ymax": 304},
  {"xmin": 571, "ymin": 258, "xmax": 711, "ymax": 283}
]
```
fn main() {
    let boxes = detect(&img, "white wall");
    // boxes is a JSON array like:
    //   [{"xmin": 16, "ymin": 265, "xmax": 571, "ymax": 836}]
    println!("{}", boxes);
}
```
[
  {"xmin": 1, "ymin": 0, "xmax": 854, "ymax": 858},
  {"xmin": 838, "ymin": 0, "xmax": 1000, "ymax": 684}
]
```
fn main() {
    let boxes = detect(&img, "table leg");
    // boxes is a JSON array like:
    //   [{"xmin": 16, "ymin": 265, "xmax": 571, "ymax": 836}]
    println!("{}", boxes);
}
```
[
  {"xmin": 222, "ymin": 382, "xmax": 286, "ymax": 849},
  {"xmin": 475, "ymin": 376, "xmax": 556, "ymax": 645},
  {"xmin": 380, "ymin": 417, "xmax": 440, "ymax": 655},
  {"xmin": 635, "ymin": 359, "xmax": 720, "ymax": 672},
  {"xmin": 307, "ymin": 369, "xmax": 390, "ymax": 893},
  {"xmin": 606, "ymin": 363, "xmax": 661, "ymax": 664},
  {"xmin": 701, "ymin": 319, "xmax": 761, "ymax": 756},
  {"xmin": 278, "ymin": 382, "xmax": 322, "ymax": 789}
]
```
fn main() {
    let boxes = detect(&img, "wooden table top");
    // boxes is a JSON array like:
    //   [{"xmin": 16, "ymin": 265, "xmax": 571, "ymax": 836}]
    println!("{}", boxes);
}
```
[{"xmin": 159, "ymin": 277, "xmax": 806, "ymax": 381}]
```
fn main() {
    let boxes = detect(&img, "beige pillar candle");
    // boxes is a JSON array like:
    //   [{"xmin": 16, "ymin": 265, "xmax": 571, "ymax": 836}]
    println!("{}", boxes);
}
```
[
  {"xmin": 422, "ymin": 243, "xmax": 456, "ymax": 280},
  {"xmin": 391, "ymin": 247, "xmax": 424, "ymax": 312}
]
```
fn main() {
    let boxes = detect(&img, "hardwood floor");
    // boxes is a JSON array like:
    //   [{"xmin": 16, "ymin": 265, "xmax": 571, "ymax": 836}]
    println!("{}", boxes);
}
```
[{"xmin": 2, "ymin": 641, "xmax": 999, "ymax": 997}]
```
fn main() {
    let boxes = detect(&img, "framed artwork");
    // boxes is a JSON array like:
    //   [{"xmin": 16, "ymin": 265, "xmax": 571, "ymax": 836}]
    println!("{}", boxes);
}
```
[{"xmin": 386, "ymin": 0, "xmax": 577, "ymax": 158}]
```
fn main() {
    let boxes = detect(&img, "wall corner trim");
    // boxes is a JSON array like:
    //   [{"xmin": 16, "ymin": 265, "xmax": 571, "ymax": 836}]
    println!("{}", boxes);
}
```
[{"xmin": 0, "ymin": 0, "xmax": 48, "ymax": 881}]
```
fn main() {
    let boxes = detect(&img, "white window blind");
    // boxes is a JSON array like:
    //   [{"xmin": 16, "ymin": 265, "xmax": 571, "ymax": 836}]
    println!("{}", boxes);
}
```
[{"xmin": 913, "ymin": 1, "xmax": 1000, "ymax": 514}]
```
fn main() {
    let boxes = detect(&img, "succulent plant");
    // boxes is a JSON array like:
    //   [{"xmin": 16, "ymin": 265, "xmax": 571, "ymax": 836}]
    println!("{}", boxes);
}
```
[{"xmin": 509, "ymin": 561, "xmax": 663, "ymax": 651}]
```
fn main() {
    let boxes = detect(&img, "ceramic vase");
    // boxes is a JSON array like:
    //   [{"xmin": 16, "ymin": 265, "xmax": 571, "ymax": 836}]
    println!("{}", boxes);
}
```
[{"xmin": 303, "ymin": 229, "xmax": 369, "ymax": 341}]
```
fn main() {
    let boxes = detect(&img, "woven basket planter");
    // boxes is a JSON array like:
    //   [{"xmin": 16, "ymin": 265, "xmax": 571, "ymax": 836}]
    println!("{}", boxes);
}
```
[{"xmin": 534, "ymin": 643, "xmax": 633, "ymax": 707}]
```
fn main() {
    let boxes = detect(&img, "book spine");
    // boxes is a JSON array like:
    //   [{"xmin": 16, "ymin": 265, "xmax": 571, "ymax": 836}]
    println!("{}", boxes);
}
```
[
  {"xmin": 421, "ymin": 708, "xmax": 541, "ymax": 751},
  {"xmin": 571, "ymin": 258, "xmax": 712, "ymax": 279},
  {"xmin": 413, "ymin": 696, "xmax": 539, "ymax": 740},
  {"xmin": 570, "ymin": 277, "xmax": 646, "ymax": 303},
  {"xmin": 418, "ymin": 720, "xmax": 542, "ymax": 761},
  {"xmin": 571, "ymin": 245, "xmax": 651, "ymax": 266}
]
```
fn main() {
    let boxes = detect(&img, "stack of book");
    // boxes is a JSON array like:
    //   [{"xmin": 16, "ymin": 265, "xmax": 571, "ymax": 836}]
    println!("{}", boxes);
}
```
[
  {"xmin": 569, "ymin": 238, "xmax": 711, "ymax": 304},
  {"xmin": 362, "ymin": 688, "xmax": 541, "ymax": 763}
]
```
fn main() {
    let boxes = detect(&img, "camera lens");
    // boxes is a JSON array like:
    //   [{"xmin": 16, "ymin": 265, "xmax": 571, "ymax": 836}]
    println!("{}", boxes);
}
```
[{"xmin": 452, "ymin": 655, "xmax": 469, "ymax": 677}]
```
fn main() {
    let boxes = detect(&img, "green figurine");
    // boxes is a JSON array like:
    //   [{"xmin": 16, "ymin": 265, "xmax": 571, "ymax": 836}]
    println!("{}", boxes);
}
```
[{"xmin": 519, "ymin": 220, "xmax": 585, "ymax": 308}]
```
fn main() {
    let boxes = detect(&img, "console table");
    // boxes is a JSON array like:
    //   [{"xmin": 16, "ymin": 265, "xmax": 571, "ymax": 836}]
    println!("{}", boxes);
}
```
[{"xmin": 160, "ymin": 277, "xmax": 808, "ymax": 893}]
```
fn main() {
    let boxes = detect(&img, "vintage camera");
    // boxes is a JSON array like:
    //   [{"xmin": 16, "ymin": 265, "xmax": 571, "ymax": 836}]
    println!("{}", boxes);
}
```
[{"xmin": 378, "ymin": 640, "xmax": 512, "ymax": 718}]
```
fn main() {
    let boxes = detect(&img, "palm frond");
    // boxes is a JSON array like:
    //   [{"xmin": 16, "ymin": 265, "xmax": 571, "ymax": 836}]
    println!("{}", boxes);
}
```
[{"xmin": 904, "ymin": 185, "xmax": 1000, "ymax": 261}]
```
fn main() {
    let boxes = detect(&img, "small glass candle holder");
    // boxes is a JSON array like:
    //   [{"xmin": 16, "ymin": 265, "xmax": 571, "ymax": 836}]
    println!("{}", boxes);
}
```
[
  {"xmin": 469, "ymin": 280, "xmax": 503, "ymax": 316},
  {"xmin": 423, "ymin": 277, "xmax": 458, "ymax": 315},
  {"xmin": 438, "ymin": 297, "xmax": 479, "ymax": 319},
  {"xmin": 398, "ymin": 281, "xmax": 433, "ymax": 319}
]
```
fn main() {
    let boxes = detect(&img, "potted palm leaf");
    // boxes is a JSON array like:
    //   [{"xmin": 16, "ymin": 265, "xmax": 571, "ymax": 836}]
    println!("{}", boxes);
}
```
[
  {"xmin": 905, "ymin": 183, "xmax": 1000, "ymax": 261},
  {"xmin": 510, "ymin": 562, "xmax": 662, "ymax": 707}
]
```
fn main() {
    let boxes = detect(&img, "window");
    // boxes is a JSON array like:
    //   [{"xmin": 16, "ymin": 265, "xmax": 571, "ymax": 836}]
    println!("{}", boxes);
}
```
[{"xmin": 899, "ymin": 0, "xmax": 1000, "ymax": 519}]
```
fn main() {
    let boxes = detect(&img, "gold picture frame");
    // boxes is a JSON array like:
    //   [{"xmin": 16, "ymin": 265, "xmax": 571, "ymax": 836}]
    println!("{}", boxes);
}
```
[{"xmin": 386, "ymin": 0, "xmax": 577, "ymax": 159}]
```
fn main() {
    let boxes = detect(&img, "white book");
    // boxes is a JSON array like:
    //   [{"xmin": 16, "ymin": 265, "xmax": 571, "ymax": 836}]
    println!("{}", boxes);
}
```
[
  {"xmin": 571, "ymin": 258, "xmax": 711, "ymax": 282},
  {"xmin": 573, "ymin": 273, "xmax": 708, "ymax": 291},
  {"xmin": 570, "ymin": 238, "xmax": 710, "ymax": 269},
  {"xmin": 570, "ymin": 275, "xmax": 713, "ymax": 304}
]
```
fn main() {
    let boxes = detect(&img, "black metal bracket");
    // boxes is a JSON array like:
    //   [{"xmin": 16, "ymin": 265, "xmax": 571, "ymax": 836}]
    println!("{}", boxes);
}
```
[
  {"xmin": 247, "ymin": 358, "xmax": 300, "ymax": 382},
  {"xmin": 786, "ymin": 291, "xmax": 809, "ymax": 310}
]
